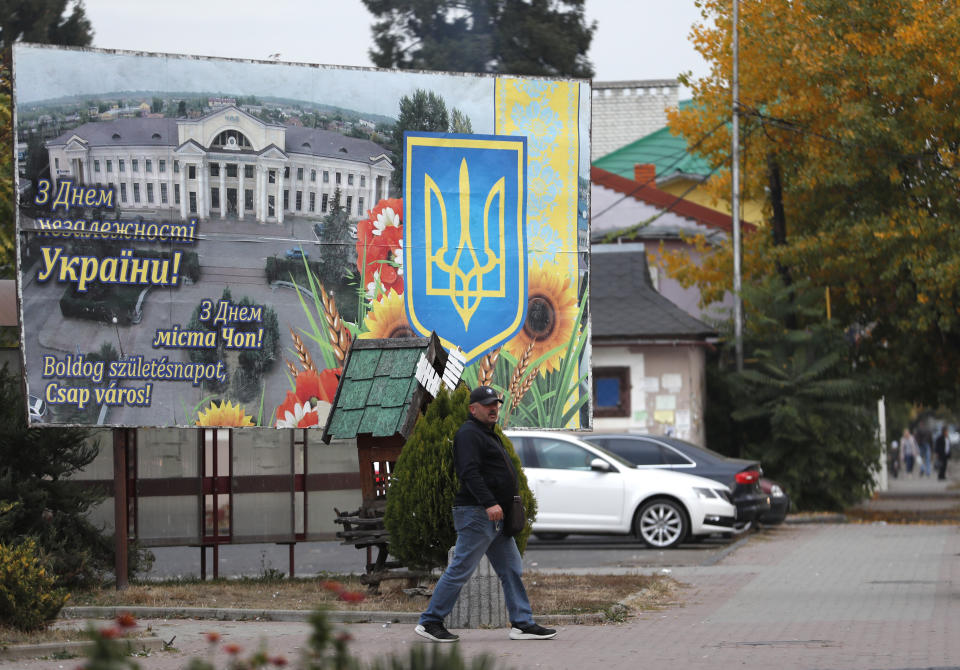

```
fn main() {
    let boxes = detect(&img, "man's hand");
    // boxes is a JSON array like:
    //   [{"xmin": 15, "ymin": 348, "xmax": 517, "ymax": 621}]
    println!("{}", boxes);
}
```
[{"xmin": 486, "ymin": 504, "xmax": 504, "ymax": 521}]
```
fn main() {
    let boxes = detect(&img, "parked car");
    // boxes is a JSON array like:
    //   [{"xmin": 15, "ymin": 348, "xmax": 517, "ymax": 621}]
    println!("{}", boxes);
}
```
[
  {"xmin": 586, "ymin": 433, "xmax": 780, "ymax": 531},
  {"xmin": 759, "ymin": 477, "xmax": 790, "ymax": 525},
  {"xmin": 504, "ymin": 430, "xmax": 737, "ymax": 548},
  {"xmin": 285, "ymin": 248, "xmax": 309, "ymax": 261}
]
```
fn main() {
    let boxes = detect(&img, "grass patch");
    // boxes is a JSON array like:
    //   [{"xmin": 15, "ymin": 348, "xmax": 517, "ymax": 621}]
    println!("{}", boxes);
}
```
[
  {"xmin": 0, "ymin": 625, "xmax": 91, "ymax": 648},
  {"xmin": 69, "ymin": 572, "xmax": 678, "ymax": 617}
]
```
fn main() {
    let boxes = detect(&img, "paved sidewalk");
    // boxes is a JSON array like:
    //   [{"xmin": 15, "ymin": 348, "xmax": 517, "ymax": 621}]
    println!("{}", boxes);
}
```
[{"xmin": 8, "ymin": 518, "xmax": 960, "ymax": 670}]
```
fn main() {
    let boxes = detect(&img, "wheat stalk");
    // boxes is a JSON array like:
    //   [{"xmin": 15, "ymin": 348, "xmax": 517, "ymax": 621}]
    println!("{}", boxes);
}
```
[
  {"xmin": 318, "ymin": 282, "xmax": 352, "ymax": 364},
  {"xmin": 285, "ymin": 359, "xmax": 300, "ymax": 377},
  {"xmin": 512, "ymin": 363, "xmax": 538, "ymax": 409},
  {"xmin": 477, "ymin": 347, "xmax": 501, "ymax": 387},
  {"xmin": 506, "ymin": 339, "xmax": 536, "ymax": 412},
  {"xmin": 290, "ymin": 328, "xmax": 317, "ymax": 373}
]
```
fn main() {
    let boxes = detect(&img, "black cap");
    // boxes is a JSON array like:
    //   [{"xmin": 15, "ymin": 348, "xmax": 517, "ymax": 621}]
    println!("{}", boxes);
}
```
[{"xmin": 469, "ymin": 386, "xmax": 503, "ymax": 405}]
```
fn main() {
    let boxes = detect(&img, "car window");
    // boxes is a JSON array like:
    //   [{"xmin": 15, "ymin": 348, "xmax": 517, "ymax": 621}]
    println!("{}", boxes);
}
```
[
  {"xmin": 529, "ymin": 437, "xmax": 594, "ymax": 471},
  {"xmin": 509, "ymin": 436, "xmax": 528, "ymax": 466},
  {"xmin": 661, "ymin": 445, "xmax": 694, "ymax": 465},
  {"xmin": 600, "ymin": 438, "xmax": 664, "ymax": 465}
]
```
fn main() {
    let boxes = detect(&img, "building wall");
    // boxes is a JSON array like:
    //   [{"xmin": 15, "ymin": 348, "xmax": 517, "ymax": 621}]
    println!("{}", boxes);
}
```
[
  {"xmin": 659, "ymin": 177, "xmax": 766, "ymax": 226},
  {"xmin": 591, "ymin": 80, "xmax": 679, "ymax": 160},
  {"xmin": 592, "ymin": 342, "xmax": 706, "ymax": 446}
]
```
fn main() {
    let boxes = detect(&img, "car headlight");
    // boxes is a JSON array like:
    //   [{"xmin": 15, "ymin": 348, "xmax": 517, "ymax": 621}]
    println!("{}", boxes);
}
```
[
  {"xmin": 770, "ymin": 484, "xmax": 784, "ymax": 497},
  {"xmin": 694, "ymin": 487, "xmax": 718, "ymax": 499}
]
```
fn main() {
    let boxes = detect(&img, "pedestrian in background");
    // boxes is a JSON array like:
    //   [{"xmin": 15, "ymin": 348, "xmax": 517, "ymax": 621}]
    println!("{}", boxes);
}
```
[
  {"xmin": 901, "ymin": 428, "xmax": 919, "ymax": 476},
  {"xmin": 415, "ymin": 386, "xmax": 556, "ymax": 643},
  {"xmin": 934, "ymin": 426, "xmax": 951, "ymax": 481},
  {"xmin": 917, "ymin": 429, "xmax": 933, "ymax": 477}
]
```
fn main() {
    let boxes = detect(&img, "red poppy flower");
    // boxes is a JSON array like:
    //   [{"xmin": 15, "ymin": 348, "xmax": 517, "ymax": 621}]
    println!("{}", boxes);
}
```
[
  {"xmin": 115, "ymin": 612, "xmax": 137, "ymax": 629},
  {"xmin": 205, "ymin": 631, "xmax": 222, "ymax": 644}
]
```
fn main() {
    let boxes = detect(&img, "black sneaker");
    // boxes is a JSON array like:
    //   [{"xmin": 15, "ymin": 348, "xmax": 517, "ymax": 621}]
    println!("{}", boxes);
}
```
[
  {"xmin": 509, "ymin": 622, "xmax": 557, "ymax": 640},
  {"xmin": 415, "ymin": 622, "xmax": 459, "ymax": 642}
]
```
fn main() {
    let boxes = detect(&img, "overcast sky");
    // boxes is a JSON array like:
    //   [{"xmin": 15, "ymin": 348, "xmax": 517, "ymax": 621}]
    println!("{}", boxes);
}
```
[{"xmin": 80, "ymin": 0, "xmax": 712, "ymax": 97}]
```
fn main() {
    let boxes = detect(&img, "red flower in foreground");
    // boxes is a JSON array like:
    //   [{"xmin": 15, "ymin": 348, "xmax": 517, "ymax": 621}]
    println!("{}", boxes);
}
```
[
  {"xmin": 115, "ymin": 612, "xmax": 137, "ymax": 629},
  {"xmin": 205, "ymin": 631, "xmax": 222, "ymax": 644},
  {"xmin": 275, "ymin": 367, "xmax": 342, "ymax": 428},
  {"xmin": 321, "ymin": 580, "xmax": 344, "ymax": 593},
  {"xmin": 223, "ymin": 642, "xmax": 243, "ymax": 655},
  {"xmin": 271, "ymin": 656, "xmax": 289, "ymax": 667},
  {"xmin": 99, "ymin": 626, "xmax": 122, "ymax": 640}
]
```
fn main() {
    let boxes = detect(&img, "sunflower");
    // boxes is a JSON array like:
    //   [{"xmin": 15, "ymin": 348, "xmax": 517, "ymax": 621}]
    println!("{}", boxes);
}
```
[
  {"xmin": 196, "ymin": 400, "xmax": 255, "ymax": 427},
  {"xmin": 359, "ymin": 289, "xmax": 415, "ymax": 339},
  {"xmin": 504, "ymin": 262, "xmax": 579, "ymax": 373}
]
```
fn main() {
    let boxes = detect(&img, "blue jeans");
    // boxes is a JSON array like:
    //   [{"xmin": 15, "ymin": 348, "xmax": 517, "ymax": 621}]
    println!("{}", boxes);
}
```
[{"xmin": 419, "ymin": 506, "xmax": 534, "ymax": 628}]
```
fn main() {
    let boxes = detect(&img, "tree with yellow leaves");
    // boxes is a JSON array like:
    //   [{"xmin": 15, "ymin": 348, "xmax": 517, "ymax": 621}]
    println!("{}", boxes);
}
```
[{"xmin": 668, "ymin": 0, "xmax": 960, "ymax": 405}]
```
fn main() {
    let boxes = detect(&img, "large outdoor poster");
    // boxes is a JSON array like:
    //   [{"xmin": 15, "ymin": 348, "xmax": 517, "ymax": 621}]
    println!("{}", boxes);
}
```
[{"xmin": 13, "ymin": 44, "xmax": 591, "ymax": 429}]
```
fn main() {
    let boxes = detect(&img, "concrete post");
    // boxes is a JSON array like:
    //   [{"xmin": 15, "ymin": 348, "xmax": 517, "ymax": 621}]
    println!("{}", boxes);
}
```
[{"xmin": 444, "ymin": 547, "xmax": 507, "ymax": 629}]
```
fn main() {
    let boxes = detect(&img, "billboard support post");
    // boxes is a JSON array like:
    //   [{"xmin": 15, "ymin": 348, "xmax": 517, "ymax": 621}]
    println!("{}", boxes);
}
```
[{"xmin": 112, "ymin": 428, "xmax": 130, "ymax": 590}]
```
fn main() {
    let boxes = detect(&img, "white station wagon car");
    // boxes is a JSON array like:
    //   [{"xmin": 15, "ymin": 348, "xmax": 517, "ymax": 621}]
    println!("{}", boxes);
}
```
[{"xmin": 504, "ymin": 430, "xmax": 737, "ymax": 548}]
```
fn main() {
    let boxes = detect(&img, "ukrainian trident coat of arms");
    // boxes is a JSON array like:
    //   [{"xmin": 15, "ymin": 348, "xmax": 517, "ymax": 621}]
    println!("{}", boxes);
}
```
[{"xmin": 403, "ymin": 132, "xmax": 528, "ymax": 365}]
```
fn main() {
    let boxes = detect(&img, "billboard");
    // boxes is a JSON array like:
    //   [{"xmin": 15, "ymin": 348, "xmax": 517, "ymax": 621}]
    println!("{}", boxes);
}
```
[{"xmin": 13, "ymin": 44, "xmax": 591, "ymax": 429}]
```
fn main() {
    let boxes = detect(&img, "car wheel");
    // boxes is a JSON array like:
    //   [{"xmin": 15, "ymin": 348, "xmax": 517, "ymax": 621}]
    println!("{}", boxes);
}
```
[
  {"xmin": 533, "ymin": 533, "xmax": 568, "ymax": 541},
  {"xmin": 635, "ymin": 498, "xmax": 688, "ymax": 549}
]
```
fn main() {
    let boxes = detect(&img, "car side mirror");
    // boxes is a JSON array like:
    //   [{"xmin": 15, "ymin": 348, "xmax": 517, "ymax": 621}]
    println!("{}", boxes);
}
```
[{"xmin": 590, "ymin": 458, "xmax": 612, "ymax": 472}]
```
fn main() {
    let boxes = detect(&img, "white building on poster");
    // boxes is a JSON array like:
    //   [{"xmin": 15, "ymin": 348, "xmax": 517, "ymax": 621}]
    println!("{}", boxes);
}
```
[{"xmin": 45, "ymin": 106, "xmax": 393, "ymax": 224}]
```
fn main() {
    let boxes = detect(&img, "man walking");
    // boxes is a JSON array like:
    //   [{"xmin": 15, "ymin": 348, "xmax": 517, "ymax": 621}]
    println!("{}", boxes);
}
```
[
  {"xmin": 415, "ymin": 386, "xmax": 556, "ymax": 643},
  {"xmin": 934, "ymin": 425, "xmax": 951, "ymax": 481}
]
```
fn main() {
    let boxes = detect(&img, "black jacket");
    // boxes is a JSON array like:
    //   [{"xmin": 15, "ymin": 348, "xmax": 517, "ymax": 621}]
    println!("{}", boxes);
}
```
[{"xmin": 452, "ymin": 416, "xmax": 517, "ymax": 509}]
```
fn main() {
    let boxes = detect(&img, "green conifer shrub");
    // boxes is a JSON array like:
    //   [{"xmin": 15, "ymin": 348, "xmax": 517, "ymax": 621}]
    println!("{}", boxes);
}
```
[{"xmin": 384, "ymin": 385, "xmax": 537, "ymax": 571}]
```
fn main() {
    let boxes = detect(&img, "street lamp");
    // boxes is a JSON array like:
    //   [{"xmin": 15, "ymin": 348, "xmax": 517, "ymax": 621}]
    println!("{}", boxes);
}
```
[{"xmin": 111, "ymin": 316, "xmax": 124, "ymax": 358}]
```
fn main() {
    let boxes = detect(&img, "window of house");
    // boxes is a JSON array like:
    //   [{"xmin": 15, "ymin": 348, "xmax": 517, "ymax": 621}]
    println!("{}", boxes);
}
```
[
  {"xmin": 295, "ymin": 191, "xmax": 302, "ymax": 211},
  {"xmin": 268, "ymin": 170, "xmax": 276, "ymax": 184},
  {"xmin": 118, "ymin": 159, "xmax": 125, "ymax": 173},
  {"xmin": 211, "ymin": 187, "xmax": 220, "ymax": 210},
  {"xmin": 323, "ymin": 170, "xmax": 329, "ymax": 183},
  {"xmin": 227, "ymin": 164, "xmax": 237, "ymax": 178},
  {"xmin": 346, "ymin": 195, "xmax": 352, "ymax": 213},
  {"xmin": 284, "ymin": 167, "xmax": 290, "ymax": 179},
  {"xmin": 188, "ymin": 165, "xmax": 196, "ymax": 180},
  {"xmin": 132, "ymin": 159, "xmax": 139, "ymax": 172},
  {"xmin": 348, "ymin": 173, "xmax": 354, "ymax": 186},
  {"xmin": 593, "ymin": 367, "xmax": 630, "ymax": 418},
  {"xmin": 309, "ymin": 192, "xmax": 315, "ymax": 212},
  {"xmin": 94, "ymin": 160, "xmax": 100, "ymax": 172},
  {"xmin": 283, "ymin": 190, "xmax": 289, "ymax": 210},
  {"xmin": 360, "ymin": 175, "xmax": 366, "ymax": 187},
  {"xmin": 120, "ymin": 183, "xmax": 127, "ymax": 203},
  {"xmin": 160, "ymin": 182, "xmax": 168, "ymax": 204},
  {"xmin": 133, "ymin": 183, "xmax": 141, "ymax": 203},
  {"xmin": 335, "ymin": 172, "xmax": 342, "ymax": 185},
  {"xmin": 174, "ymin": 184, "xmax": 180, "ymax": 204},
  {"xmin": 106, "ymin": 160, "xmax": 113, "ymax": 172},
  {"xmin": 145, "ymin": 159, "xmax": 152, "ymax": 173},
  {"xmin": 146, "ymin": 183, "xmax": 154, "ymax": 203},
  {"xmin": 174, "ymin": 160, "xmax": 179, "ymax": 174},
  {"xmin": 159, "ymin": 159, "xmax": 166, "ymax": 173},
  {"xmin": 210, "ymin": 163, "xmax": 220, "ymax": 177},
  {"xmin": 244, "ymin": 165, "xmax": 253, "ymax": 179},
  {"xmin": 55, "ymin": 158, "xmax": 60, "ymax": 169},
  {"xmin": 321, "ymin": 193, "xmax": 328, "ymax": 212},
  {"xmin": 297, "ymin": 167, "xmax": 304, "ymax": 181},
  {"xmin": 358, "ymin": 197, "xmax": 364, "ymax": 215},
  {"xmin": 310, "ymin": 169, "xmax": 316, "ymax": 182}
]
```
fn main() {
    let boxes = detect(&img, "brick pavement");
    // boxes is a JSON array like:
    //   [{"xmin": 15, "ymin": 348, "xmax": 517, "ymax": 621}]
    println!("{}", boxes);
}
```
[{"xmin": 8, "ymin": 519, "xmax": 960, "ymax": 670}]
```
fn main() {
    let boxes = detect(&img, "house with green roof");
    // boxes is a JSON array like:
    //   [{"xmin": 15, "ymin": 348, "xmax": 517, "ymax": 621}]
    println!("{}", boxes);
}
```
[{"xmin": 593, "ymin": 100, "xmax": 764, "ymax": 225}]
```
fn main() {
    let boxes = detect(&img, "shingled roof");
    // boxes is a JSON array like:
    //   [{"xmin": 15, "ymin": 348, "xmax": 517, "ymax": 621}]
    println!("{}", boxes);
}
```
[
  {"xmin": 592, "ymin": 246, "xmax": 716, "ymax": 341},
  {"xmin": 321, "ymin": 335, "xmax": 446, "ymax": 443}
]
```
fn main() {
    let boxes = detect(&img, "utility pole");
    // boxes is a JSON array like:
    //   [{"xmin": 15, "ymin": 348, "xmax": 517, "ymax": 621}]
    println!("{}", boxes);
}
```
[{"xmin": 732, "ymin": 0, "xmax": 744, "ymax": 372}]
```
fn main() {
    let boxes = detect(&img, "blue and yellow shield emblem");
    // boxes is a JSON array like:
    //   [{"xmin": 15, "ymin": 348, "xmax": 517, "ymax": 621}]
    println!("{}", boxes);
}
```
[{"xmin": 404, "ymin": 132, "xmax": 527, "ymax": 365}]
